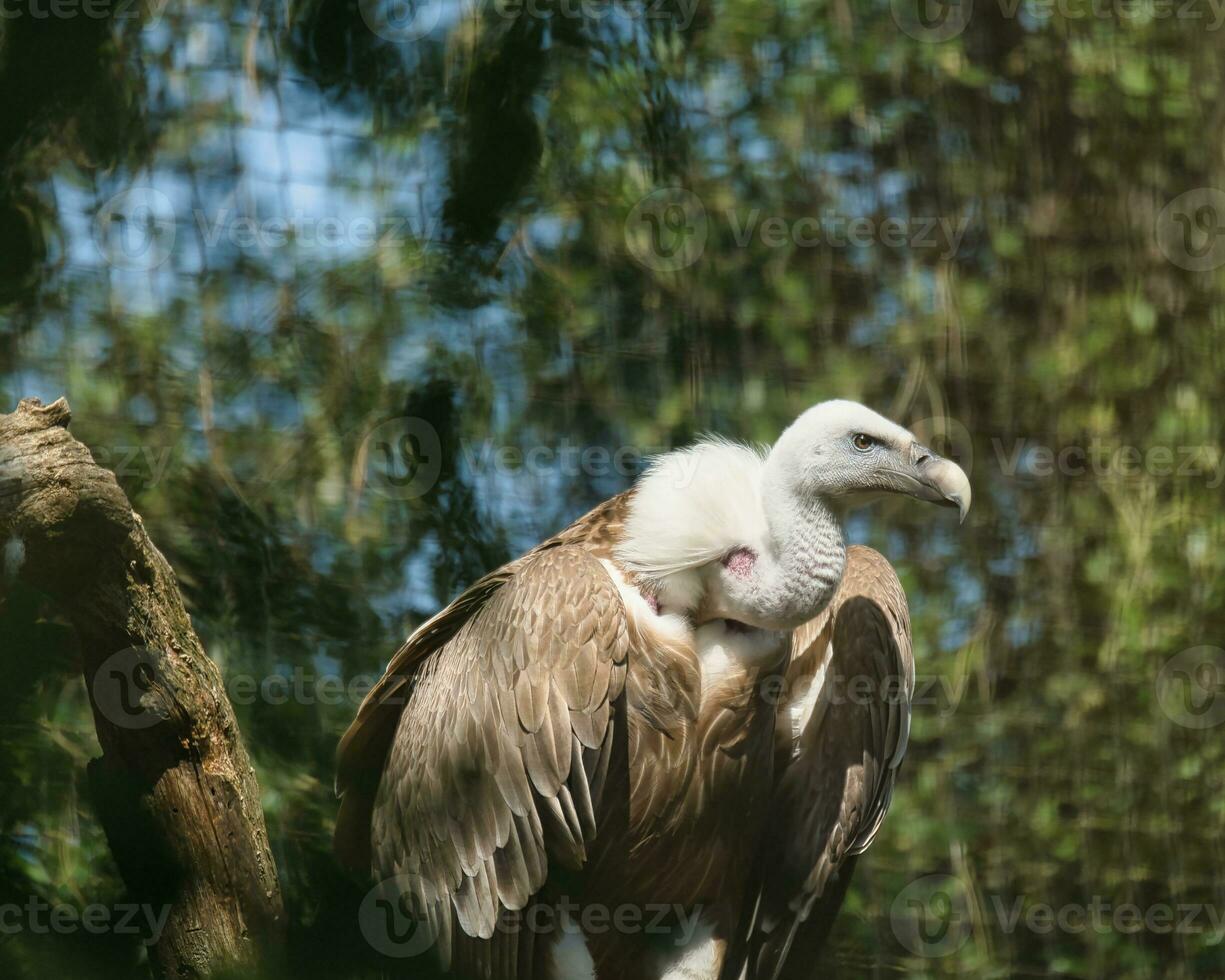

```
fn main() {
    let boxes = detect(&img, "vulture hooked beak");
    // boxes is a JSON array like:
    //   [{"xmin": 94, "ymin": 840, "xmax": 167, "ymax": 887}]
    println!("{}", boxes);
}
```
[{"xmin": 883, "ymin": 447, "xmax": 972, "ymax": 523}]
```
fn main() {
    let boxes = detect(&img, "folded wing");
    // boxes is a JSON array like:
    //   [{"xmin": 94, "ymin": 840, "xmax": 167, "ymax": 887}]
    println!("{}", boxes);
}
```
[
  {"xmin": 737, "ymin": 545, "xmax": 914, "ymax": 980},
  {"xmin": 335, "ymin": 545, "xmax": 631, "ymax": 979}
]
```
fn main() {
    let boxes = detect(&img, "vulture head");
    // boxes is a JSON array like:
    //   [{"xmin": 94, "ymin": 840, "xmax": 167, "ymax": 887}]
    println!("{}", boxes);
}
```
[
  {"xmin": 620, "ymin": 399, "xmax": 971, "ymax": 633},
  {"xmin": 764, "ymin": 399, "xmax": 971, "ymax": 521}
]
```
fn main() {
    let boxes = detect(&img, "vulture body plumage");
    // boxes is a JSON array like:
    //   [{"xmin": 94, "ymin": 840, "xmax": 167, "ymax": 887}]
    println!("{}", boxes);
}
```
[{"xmin": 335, "ymin": 401, "xmax": 969, "ymax": 980}]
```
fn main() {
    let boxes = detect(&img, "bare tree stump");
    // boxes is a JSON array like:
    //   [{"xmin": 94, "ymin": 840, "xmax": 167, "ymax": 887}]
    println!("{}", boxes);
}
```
[{"xmin": 0, "ymin": 396, "xmax": 285, "ymax": 978}]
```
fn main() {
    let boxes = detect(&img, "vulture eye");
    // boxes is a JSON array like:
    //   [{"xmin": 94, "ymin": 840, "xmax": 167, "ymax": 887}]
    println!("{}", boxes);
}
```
[{"xmin": 852, "ymin": 433, "xmax": 875, "ymax": 452}]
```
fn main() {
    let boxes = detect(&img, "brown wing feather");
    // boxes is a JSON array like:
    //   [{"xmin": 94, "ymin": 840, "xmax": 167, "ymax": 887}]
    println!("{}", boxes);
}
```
[
  {"xmin": 334, "ymin": 491, "xmax": 636, "ymax": 874},
  {"xmin": 739, "ymin": 545, "xmax": 914, "ymax": 980},
  {"xmin": 334, "ymin": 563, "xmax": 518, "ymax": 872},
  {"xmin": 342, "ymin": 545, "xmax": 631, "ymax": 978}
]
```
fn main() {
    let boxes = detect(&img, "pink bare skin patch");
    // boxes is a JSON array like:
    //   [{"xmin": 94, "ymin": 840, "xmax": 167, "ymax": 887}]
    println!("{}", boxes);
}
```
[
  {"xmin": 644, "ymin": 592, "xmax": 661, "ymax": 615},
  {"xmin": 722, "ymin": 547, "xmax": 756, "ymax": 578}
]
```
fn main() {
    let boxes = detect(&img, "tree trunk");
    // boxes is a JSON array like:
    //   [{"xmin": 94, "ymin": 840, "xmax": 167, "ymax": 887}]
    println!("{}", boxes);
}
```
[{"xmin": 0, "ymin": 396, "xmax": 285, "ymax": 978}]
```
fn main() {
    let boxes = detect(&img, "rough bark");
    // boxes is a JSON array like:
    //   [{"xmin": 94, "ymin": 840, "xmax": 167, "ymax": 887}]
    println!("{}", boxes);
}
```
[{"xmin": 0, "ymin": 396, "xmax": 285, "ymax": 977}]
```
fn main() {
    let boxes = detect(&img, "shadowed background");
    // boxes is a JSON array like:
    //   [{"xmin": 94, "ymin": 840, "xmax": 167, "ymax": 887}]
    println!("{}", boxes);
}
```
[{"xmin": 1, "ymin": 0, "xmax": 1223, "ymax": 977}]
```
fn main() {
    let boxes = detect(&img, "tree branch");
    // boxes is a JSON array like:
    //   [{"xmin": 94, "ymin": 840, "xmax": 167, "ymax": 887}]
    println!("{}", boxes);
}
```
[{"xmin": 0, "ymin": 396, "xmax": 285, "ymax": 978}]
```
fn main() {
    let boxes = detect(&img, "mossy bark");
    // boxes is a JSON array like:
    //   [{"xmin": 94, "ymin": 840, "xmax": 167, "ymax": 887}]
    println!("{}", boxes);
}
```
[{"xmin": 0, "ymin": 396, "xmax": 284, "ymax": 978}]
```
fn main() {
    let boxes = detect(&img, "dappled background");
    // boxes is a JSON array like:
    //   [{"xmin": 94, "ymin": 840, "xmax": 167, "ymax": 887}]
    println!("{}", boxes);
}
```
[{"xmin": 1, "ymin": 0, "xmax": 1224, "ymax": 976}]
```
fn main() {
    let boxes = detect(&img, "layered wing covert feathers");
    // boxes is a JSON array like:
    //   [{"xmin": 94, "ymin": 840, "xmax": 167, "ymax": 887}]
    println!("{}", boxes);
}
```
[
  {"xmin": 336, "ymin": 545, "xmax": 631, "ymax": 978},
  {"xmin": 737, "ymin": 545, "xmax": 914, "ymax": 980}
]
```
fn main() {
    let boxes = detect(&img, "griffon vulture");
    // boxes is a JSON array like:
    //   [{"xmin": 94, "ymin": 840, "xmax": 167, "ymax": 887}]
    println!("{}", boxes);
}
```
[{"xmin": 335, "ymin": 400, "xmax": 970, "ymax": 980}]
